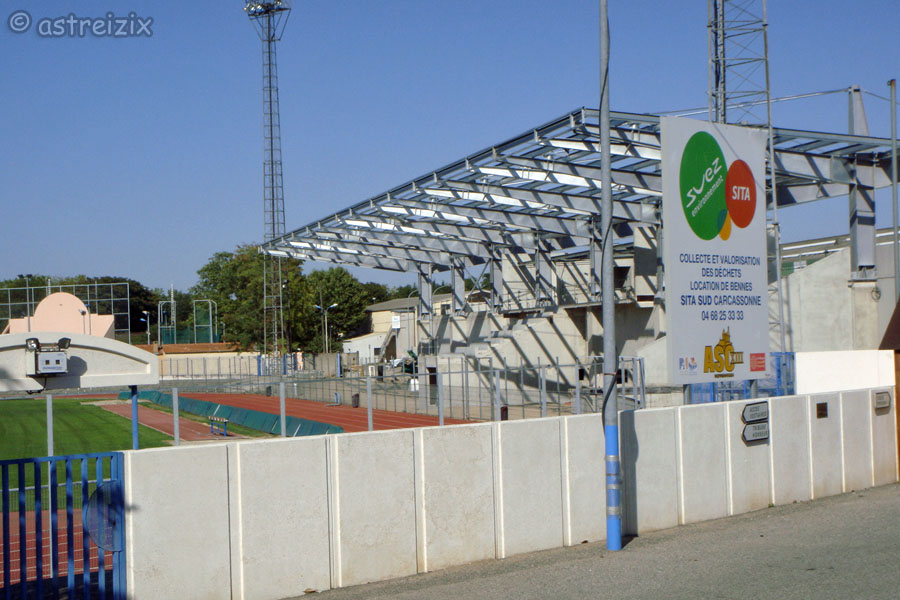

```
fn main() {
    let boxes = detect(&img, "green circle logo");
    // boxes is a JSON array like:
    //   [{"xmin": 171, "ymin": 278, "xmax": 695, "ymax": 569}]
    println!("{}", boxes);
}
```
[{"xmin": 680, "ymin": 131, "xmax": 728, "ymax": 241}]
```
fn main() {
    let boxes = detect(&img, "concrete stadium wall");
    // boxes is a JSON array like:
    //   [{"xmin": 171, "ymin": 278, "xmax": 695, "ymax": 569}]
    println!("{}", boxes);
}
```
[
  {"xmin": 124, "ymin": 387, "xmax": 898, "ymax": 599},
  {"xmin": 794, "ymin": 349, "xmax": 895, "ymax": 394}
]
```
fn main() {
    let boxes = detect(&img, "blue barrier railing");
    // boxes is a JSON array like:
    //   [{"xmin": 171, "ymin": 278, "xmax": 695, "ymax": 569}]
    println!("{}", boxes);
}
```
[
  {"xmin": 690, "ymin": 352, "xmax": 795, "ymax": 404},
  {"xmin": 118, "ymin": 390, "xmax": 343, "ymax": 436},
  {"xmin": 0, "ymin": 453, "xmax": 126, "ymax": 600}
]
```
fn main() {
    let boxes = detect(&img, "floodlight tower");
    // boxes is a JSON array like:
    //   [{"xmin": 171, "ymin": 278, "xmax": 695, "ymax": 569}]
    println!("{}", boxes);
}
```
[
  {"xmin": 707, "ymin": 0, "xmax": 769, "ymax": 125},
  {"xmin": 244, "ymin": 1, "xmax": 291, "ymax": 358},
  {"xmin": 708, "ymin": 0, "xmax": 788, "ymax": 361}
]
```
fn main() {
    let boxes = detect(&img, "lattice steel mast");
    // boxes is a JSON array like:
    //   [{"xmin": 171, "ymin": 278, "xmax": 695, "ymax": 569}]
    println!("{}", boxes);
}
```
[
  {"xmin": 708, "ymin": 0, "xmax": 788, "ymax": 358},
  {"xmin": 245, "ymin": 1, "xmax": 290, "ymax": 357},
  {"xmin": 708, "ymin": 0, "xmax": 768, "ymax": 125}
]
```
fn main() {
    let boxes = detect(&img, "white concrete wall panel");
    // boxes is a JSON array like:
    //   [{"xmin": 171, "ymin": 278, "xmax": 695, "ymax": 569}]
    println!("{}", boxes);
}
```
[
  {"xmin": 333, "ymin": 430, "xmax": 417, "ymax": 587},
  {"xmin": 678, "ymin": 404, "xmax": 728, "ymax": 524},
  {"xmin": 563, "ymin": 414, "xmax": 606, "ymax": 545},
  {"xmin": 125, "ymin": 444, "xmax": 232, "ymax": 600},
  {"xmin": 770, "ymin": 396, "xmax": 811, "ymax": 505},
  {"xmin": 620, "ymin": 408, "xmax": 679, "ymax": 535},
  {"xmin": 727, "ymin": 400, "xmax": 772, "ymax": 515},
  {"xmin": 871, "ymin": 388, "xmax": 899, "ymax": 486},
  {"xmin": 121, "ymin": 385, "xmax": 897, "ymax": 599},
  {"xmin": 795, "ymin": 350, "xmax": 895, "ymax": 394},
  {"xmin": 839, "ymin": 390, "xmax": 874, "ymax": 493},
  {"xmin": 808, "ymin": 394, "xmax": 843, "ymax": 499},
  {"xmin": 498, "ymin": 419, "xmax": 564, "ymax": 557},
  {"xmin": 419, "ymin": 424, "xmax": 496, "ymax": 571},
  {"xmin": 235, "ymin": 438, "xmax": 331, "ymax": 599}
]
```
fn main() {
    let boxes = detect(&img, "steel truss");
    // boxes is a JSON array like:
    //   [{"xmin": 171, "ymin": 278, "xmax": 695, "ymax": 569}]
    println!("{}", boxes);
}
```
[{"xmin": 262, "ymin": 108, "xmax": 895, "ymax": 299}]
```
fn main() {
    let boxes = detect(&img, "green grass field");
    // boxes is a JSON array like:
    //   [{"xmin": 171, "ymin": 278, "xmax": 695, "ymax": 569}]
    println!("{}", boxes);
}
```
[
  {"xmin": 0, "ymin": 397, "xmax": 173, "ymax": 510},
  {"xmin": 0, "ymin": 397, "xmax": 172, "ymax": 461}
]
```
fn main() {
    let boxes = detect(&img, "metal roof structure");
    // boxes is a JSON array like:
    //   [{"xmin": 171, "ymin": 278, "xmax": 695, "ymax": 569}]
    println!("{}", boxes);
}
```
[{"xmin": 261, "ymin": 108, "xmax": 895, "ymax": 275}]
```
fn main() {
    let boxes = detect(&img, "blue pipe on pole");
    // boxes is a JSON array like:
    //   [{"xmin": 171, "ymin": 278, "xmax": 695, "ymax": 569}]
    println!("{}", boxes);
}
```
[
  {"xmin": 130, "ymin": 385, "xmax": 139, "ymax": 450},
  {"xmin": 605, "ymin": 424, "xmax": 621, "ymax": 551}
]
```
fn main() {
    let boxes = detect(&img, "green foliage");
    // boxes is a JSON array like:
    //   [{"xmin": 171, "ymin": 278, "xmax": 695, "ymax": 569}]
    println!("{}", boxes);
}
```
[
  {"xmin": 361, "ymin": 282, "xmax": 391, "ymax": 306},
  {"xmin": 390, "ymin": 284, "xmax": 418, "ymax": 299},
  {"xmin": 192, "ymin": 244, "xmax": 305, "ymax": 351},
  {"xmin": 294, "ymin": 267, "xmax": 369, "ymax": 352}
]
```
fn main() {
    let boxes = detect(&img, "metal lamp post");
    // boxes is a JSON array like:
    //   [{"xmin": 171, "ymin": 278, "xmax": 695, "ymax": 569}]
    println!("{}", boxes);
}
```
[
  {"xmin": 18, "ymin": 273, "xmax": 33, "ymax": 331},
  {"xmin": 142, "ymin": 310, "xmax": 150, "ymax": 345},
  {"xmin": 314, "ymin": 303, "xmax": 338, "ymax": 353}
]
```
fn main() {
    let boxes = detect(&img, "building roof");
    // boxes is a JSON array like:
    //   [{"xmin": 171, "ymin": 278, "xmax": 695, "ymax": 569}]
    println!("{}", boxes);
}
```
[
  {"xmin": 367, "ymin": 293, "xmax": 451, "ymax": 313},
  {"xmin": 261, "ymin": 107, "xmax": 894, "ymax": 274}
]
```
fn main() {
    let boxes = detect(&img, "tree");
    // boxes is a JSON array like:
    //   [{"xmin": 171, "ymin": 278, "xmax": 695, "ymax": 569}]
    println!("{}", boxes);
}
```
[
  {"xmin": 361, "ymin": 282, "xmax": 390, "ymax": 306},
  {"xmin": 192, "ymin": 245, "xmax": 305, "ymax": 351},
  {"xmin": 293, "ymin": 267, "xmax": 369, "ymax": 353},
  {"xmin": 390, "ymin": 284, "xmax": 418, "ymax": 299}
]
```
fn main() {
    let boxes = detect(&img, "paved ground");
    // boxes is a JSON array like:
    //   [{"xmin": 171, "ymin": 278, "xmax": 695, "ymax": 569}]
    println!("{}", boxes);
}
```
[{"xmin": 308, "ymin": 483, "xmax": 900, "ymax": 600}]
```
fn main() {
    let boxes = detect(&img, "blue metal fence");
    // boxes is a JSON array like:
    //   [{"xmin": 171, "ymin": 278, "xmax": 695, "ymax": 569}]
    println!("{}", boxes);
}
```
[
  {"xmin": 1, "ymin": 453, "xmax": 126, "ymax": 600},
  {"xmin": 689, "ymin": 352, "xmax": 795, "ymax": 404}
]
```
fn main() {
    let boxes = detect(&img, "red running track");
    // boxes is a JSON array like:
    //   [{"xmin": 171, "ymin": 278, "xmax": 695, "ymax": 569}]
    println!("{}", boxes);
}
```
[
  {"xmin": 99, "ymin": 403, "xmax": 244, "ymax": 441},
  {"xmin": 186, "ymin": 393, "xmax": 470, "ymax": 433},
  {"xmin": 0, "ymin": 509, "xmax": 111, "ymax": 587}
]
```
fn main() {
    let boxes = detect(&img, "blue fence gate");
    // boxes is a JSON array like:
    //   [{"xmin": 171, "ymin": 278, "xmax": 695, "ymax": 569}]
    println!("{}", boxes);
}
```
[{"xmin": 1, "ymin": 453, "xmax": 126, "ymax": 600}]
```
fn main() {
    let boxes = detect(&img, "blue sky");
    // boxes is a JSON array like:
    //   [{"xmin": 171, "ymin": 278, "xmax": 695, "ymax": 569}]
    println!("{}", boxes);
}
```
[{"xmin": 1, "ymin": 1, "xmax": 897, "ymax": 291}]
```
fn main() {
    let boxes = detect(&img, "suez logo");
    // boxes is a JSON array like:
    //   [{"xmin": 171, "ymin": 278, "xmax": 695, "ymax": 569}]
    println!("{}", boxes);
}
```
[
  {"xmin": 703, "ymin": 328, "xmax": 766, "ymax": 377},
  {"xmin": 679, "ymin": 131, "xmax": 756, "ymax": 241}
]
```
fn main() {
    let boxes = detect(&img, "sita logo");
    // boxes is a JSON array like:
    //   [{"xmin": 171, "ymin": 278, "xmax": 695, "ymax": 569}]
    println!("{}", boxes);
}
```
[
  {"xmin": 680, "ymin": 131, "xmax": 756, "ymax": 241},
  {"xmin": 703, "ymin": 328, "xmax": 744, "ymax": 377}
]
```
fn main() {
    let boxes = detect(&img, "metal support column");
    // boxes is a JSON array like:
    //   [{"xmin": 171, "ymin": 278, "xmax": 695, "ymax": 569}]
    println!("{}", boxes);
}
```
[
  {"xmin": 589, "ymin": 217, "xmax": 602, "ymax": 299},
  {"xmin": 848, "ymin": 86, "xmax": 876, "ymax": 280},
  {"xmin": 490, "ymin": 245, "xmax": 504, "ymax": 310},
  {"xmin": 46, "ymin": 394, "xmax": 53, "ymax": 456},
  {"xmin": 279, "ymin": 382, "xmax": 287, "ymax": 437},
  {"xmin": 366, "ymin": 374, "xmax": 373, "ymax": 431},
  {"xmin": 130, "ymin": 385, "xmax": 139, "ymax": 450},
  {"xmin": 890, "ymin": 79, "xmax": 899, "ymax": 301},
  {"xmin": 600, "ymin": 0, "xmax": 621, "ymax": 552},
  {"xmin": 451, "ymin": 259, "xmax": 466, "ymax": 315},
  {"xmin": 535, "ymin": 237, "xmax": 554, "ymax": 305},
  {"xmin": 417, "ymin": 264, "xmax": 434, "ymax": 317},
  {"xmin": 173, "ymin": 388, "xmax": 180, "ymax": 447}
]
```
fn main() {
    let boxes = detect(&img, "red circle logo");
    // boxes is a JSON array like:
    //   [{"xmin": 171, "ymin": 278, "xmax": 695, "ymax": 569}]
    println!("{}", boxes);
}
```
[{"xmin": 725, "ymin": 159, "xmax": 756, "ymax": 229}]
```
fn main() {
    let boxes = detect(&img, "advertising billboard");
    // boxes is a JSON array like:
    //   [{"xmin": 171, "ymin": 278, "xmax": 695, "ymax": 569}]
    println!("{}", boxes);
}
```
[{"xmin": 662, "ymin": 117, "xmax": 769, "ymax": 385}]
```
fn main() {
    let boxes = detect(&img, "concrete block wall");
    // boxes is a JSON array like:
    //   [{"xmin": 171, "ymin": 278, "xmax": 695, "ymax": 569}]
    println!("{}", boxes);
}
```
[
  {"xmin": 620, "ymin": 388, "xmax": 898, "ymax": 537},
  {"xmin": 795, "ymin": 349, "xmax": 895, "ymax": 394},
  {"xmin": 125, "ymin": 387, "xmax": 898, "ymax": 599},
  {"xmin": 125, "ymin": 413, "xmax": 607, "ymax": 599}
]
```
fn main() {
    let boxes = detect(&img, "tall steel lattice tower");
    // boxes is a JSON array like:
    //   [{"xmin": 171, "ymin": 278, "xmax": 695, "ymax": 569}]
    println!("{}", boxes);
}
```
[
  {"xmin": 707, "ymin": 0, "xmax": 769, "ymax": 125},
  {"xmin": 708, "ymin": 0, "xmax": 788, "ymax": 357},
  {"xmin": 245, "ymin": 1, "xmax": 290, "ymax": 357}
]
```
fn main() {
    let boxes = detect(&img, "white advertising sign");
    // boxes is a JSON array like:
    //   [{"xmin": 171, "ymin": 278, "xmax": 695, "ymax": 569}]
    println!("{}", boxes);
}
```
[{"xmin": 662, "ymin": 117, "xmax": 769, "ymax": 384}]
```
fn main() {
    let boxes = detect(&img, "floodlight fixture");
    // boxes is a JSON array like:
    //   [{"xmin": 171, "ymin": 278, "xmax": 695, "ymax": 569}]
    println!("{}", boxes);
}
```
[
  {"xmin": 26, "ymin": 338, "xmax": 40, "ymax": 351},
  {"xmin": 58, "ymin": 337, "xmax": 71, "ymax": 350}
]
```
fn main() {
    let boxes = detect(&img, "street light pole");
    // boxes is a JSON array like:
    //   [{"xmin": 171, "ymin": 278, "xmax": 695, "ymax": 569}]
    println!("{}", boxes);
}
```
[
  {"xmin": 315, "ymin": 303, "xmax": 338, "ymax": 354},
  {"xmin": 18, "ymin": 273, "xmax": 33, "ymax": 331},
  {"xmin": 142, "ymin": 310, "xmax": 150, "ymax": 345}
]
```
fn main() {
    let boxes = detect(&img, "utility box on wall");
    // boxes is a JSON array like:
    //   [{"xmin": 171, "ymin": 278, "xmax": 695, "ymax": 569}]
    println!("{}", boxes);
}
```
[
  {"xmin": 36, "ymin": 351, "xmax": 67, "ymax": 374},
  {"xmin": 24, "ymin": 337, "xmax": 69, "ymax": 376}
]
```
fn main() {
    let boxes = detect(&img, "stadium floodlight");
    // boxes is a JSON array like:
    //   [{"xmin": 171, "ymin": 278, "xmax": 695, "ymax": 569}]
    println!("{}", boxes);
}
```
[
  {"xmin": 57, "ymin": 337, "xmax": 71, "ymax": 350},
  {"xmin": 25, "ymin": 337, "xmax": 40, "ymax": 351}
]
